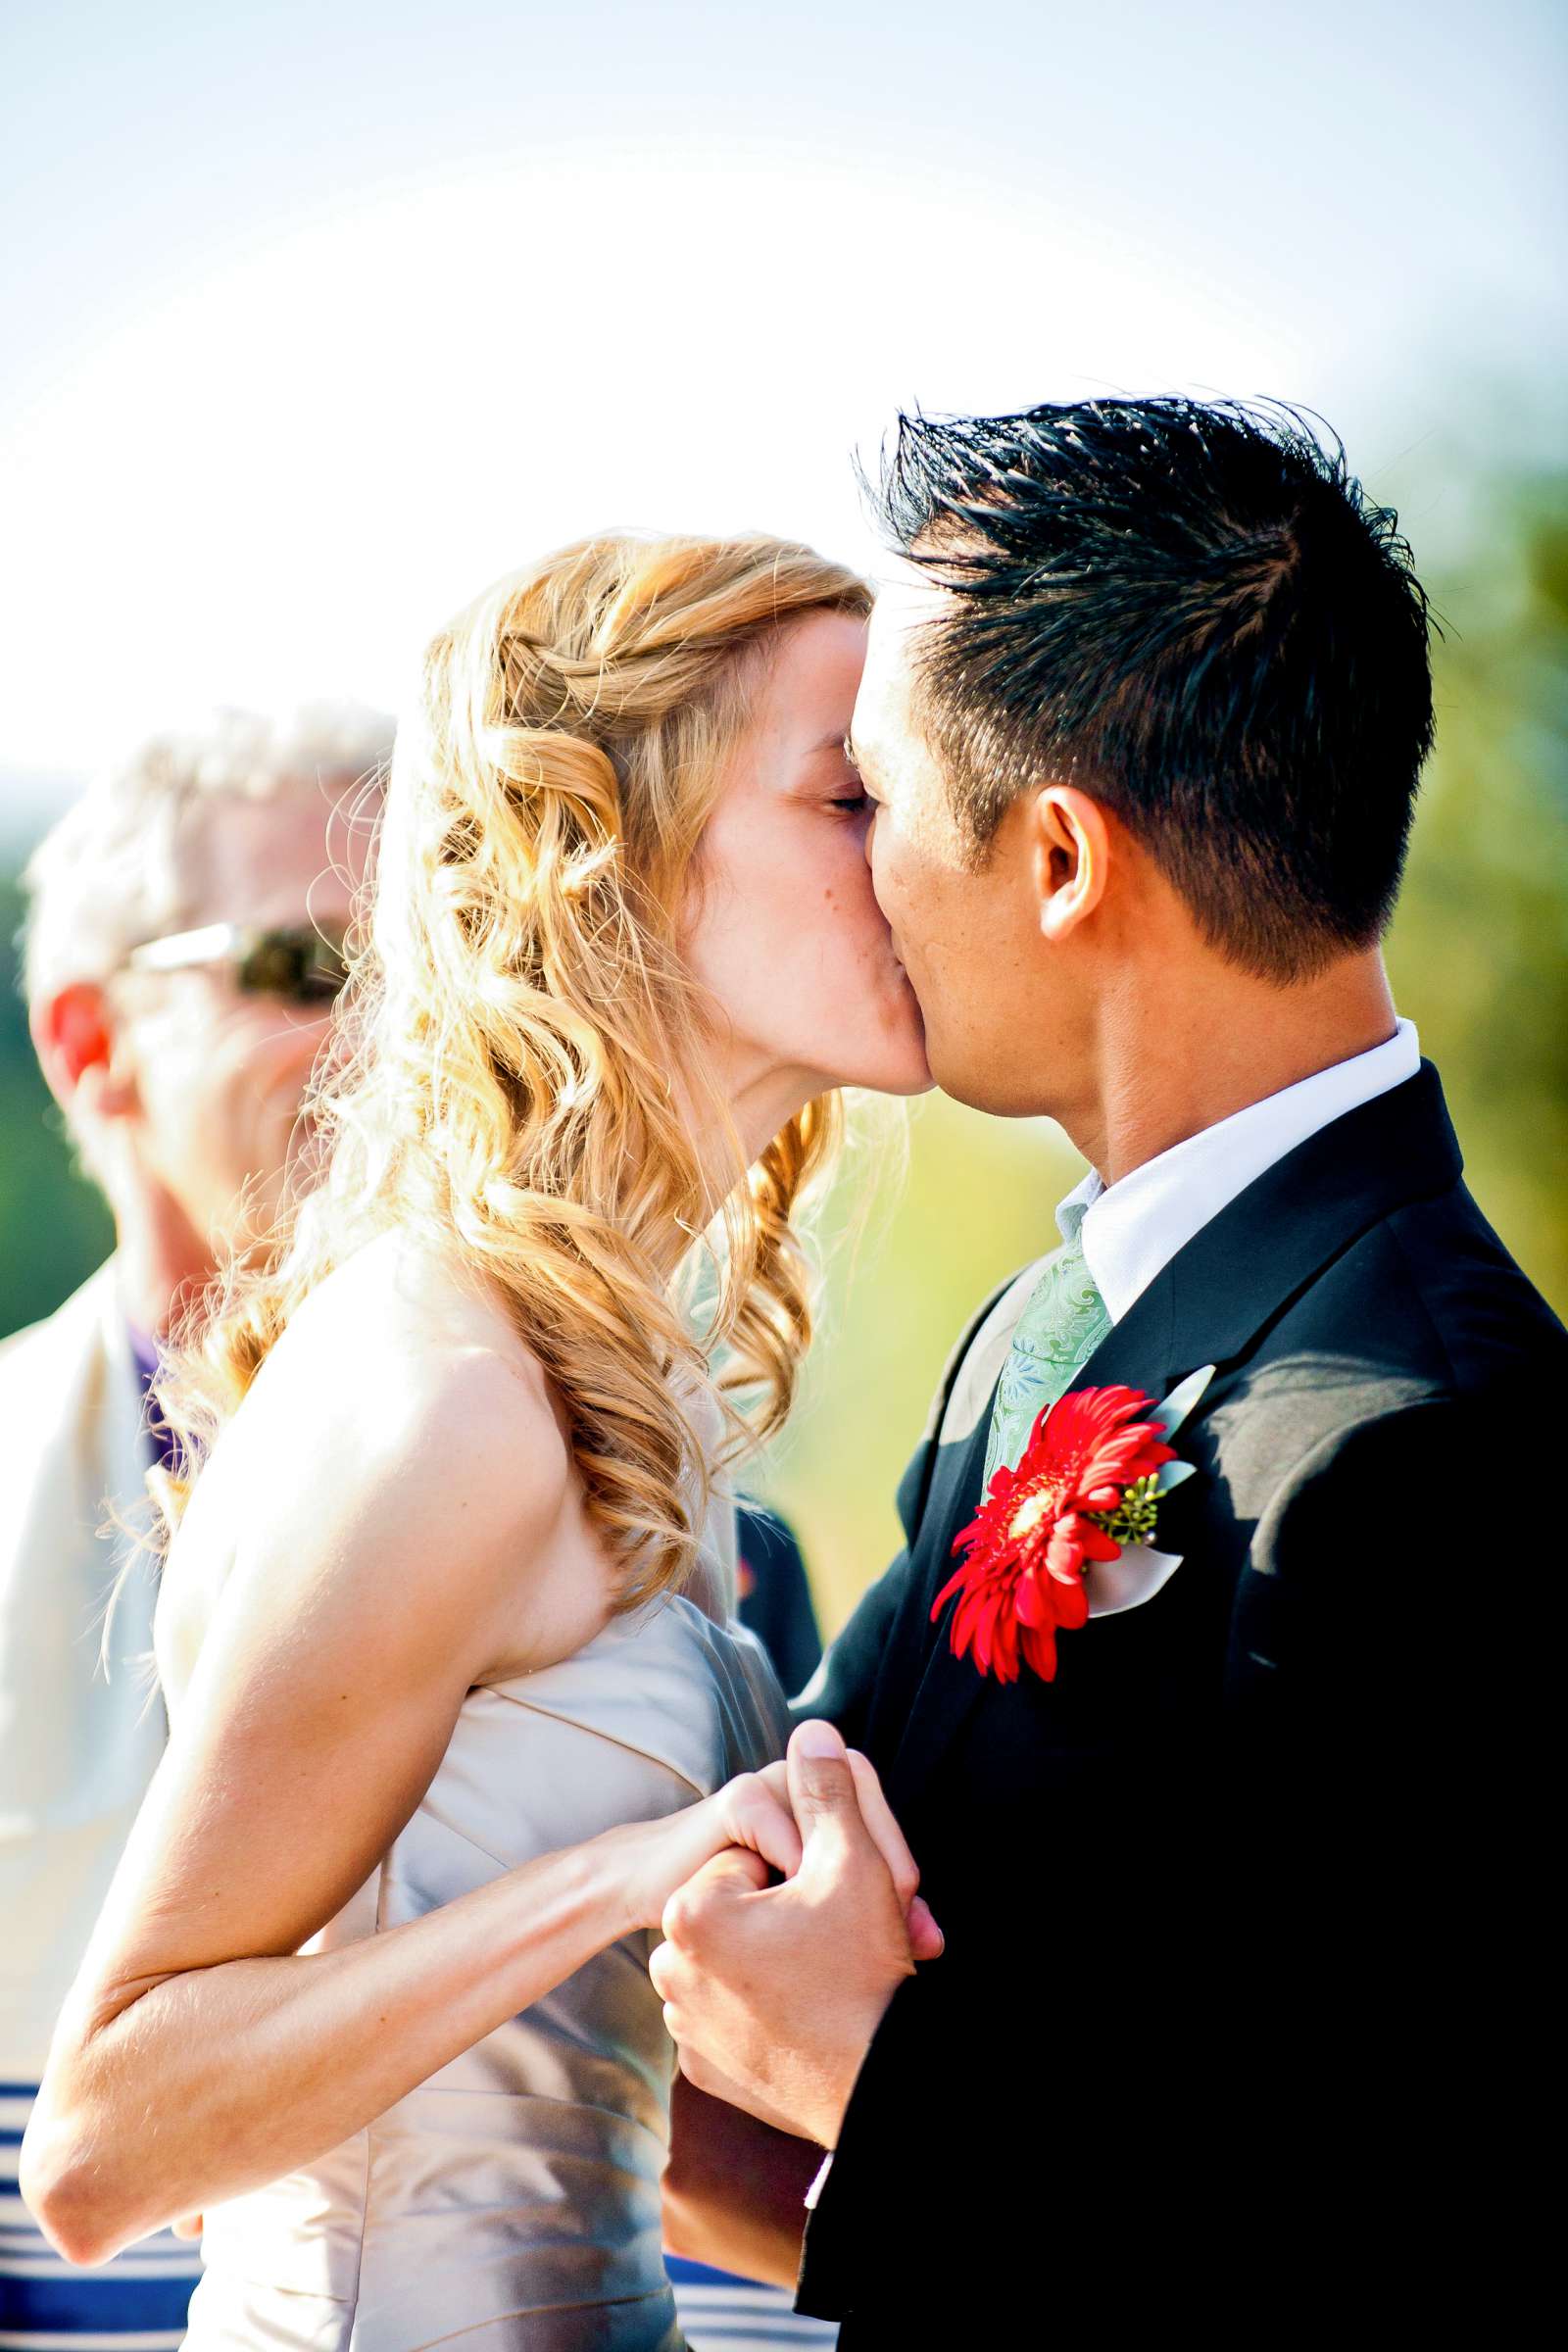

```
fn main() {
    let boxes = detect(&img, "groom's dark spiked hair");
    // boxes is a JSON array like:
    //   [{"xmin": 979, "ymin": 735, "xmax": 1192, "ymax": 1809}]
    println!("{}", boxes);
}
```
[{"xmin": 869, "ymin": 397, "xmax": 1436, "ymax": 980}]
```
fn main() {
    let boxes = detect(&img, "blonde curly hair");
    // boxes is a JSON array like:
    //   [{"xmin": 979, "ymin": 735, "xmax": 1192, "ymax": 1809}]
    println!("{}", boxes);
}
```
[{"xmin": 155, "ymin": 532, "xmax": 871, "ymax": 1607}]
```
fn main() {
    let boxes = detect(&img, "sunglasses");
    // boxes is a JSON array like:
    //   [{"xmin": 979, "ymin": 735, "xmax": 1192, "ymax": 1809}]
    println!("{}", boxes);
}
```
[{"xmin": 125, "ymin": 921, "xmax": 351, "ymax": 1006}]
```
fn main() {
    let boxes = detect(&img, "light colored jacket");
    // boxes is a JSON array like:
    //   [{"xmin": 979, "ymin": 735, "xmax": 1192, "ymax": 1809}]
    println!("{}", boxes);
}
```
[{"xmin": 0, "ymin": 1260, "xmax": 166, "ymax": 2078}]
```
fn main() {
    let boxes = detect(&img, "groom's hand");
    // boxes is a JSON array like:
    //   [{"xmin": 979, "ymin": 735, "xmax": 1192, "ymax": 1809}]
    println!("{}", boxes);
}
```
[{"xmin": 649, "ymin": 1721, "xmax": 941, "ymax": 2151}]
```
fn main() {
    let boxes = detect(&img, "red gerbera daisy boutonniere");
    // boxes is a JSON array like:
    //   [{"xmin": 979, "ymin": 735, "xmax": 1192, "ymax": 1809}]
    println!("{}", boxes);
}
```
[{"xmin": 933, "ymin": 1368, "xmax": 1214, "ymax": 1685}]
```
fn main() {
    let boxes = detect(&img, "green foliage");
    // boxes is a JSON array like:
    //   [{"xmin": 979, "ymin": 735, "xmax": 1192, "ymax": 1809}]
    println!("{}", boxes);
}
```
[{"xmin": 1384, "ymin": 480, "xmax": 1568, "ymax": 1313}]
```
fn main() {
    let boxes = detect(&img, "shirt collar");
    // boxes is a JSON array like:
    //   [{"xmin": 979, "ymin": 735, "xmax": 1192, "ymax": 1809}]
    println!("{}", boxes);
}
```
[{"xmin": 1055, "ymin": 1018, "xmax": 1422, "ymax": 1323}]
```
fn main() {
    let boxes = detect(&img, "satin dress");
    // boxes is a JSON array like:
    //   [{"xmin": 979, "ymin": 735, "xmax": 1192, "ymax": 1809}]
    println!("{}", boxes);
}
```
[{"xmin": 182, "ymin": 1523, "xmax": 788, "ymax": 2352}]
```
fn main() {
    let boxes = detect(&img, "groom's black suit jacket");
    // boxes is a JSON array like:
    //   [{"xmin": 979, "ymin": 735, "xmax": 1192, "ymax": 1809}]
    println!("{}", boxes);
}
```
[{"xmin": 794, "ymin": 1064, "xmax": 1562, "ymax": 2342}]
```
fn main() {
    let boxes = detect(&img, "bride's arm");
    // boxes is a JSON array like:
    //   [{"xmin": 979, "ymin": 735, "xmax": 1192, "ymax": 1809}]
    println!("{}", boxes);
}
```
[{"xmin": 21, "ymin": 1353, "xmax": 799, "ymax": 2268}]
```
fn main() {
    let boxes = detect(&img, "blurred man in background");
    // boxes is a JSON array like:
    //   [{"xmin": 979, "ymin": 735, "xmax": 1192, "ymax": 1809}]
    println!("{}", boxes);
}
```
[{"xmin": 0, "ymin": 708, "xmax": 389, "ymax": 2347}]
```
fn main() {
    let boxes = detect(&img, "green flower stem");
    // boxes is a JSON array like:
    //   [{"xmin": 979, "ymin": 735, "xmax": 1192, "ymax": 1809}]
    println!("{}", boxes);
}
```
[{"xmin": 1087, "ymin": 1474, "xmax": 1161, "ymax": 1547}]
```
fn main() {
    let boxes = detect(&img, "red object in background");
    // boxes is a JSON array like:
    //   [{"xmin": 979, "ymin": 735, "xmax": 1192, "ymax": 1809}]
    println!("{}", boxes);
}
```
[{"xmin": 933, "ymin": 1386, "xmax": 1175, "ymax": 1685}]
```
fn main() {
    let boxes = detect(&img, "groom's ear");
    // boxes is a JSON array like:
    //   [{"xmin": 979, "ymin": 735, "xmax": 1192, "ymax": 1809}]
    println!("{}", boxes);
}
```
[{"xmin": 1029, "ymin": 786, "xmax": 1110, "ymax": 942}]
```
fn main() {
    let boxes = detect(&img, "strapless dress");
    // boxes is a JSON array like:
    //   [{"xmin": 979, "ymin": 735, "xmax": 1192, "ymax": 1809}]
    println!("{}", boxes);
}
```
[{"xmin": 182, "ymin": 1582, "xmax": 788, "ymax": 2350}]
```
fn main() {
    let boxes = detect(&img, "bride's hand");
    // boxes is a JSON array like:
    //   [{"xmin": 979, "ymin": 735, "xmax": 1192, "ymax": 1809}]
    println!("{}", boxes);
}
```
[{"xmin": 615, "ymin": 1774, "xmax": 807, "ymax": 1932}]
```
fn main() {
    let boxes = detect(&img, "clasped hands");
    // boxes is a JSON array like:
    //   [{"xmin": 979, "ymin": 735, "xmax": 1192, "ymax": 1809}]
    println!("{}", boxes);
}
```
[{"xmin": 649, "ymin": 1720, "xmax": 943, "ymax": 2153}]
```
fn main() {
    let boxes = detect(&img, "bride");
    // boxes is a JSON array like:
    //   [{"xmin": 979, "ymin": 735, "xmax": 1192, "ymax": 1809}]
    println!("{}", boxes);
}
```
[{"xmin": 22, "ymin": 532, "xmax": 932, "ymax": 2347}]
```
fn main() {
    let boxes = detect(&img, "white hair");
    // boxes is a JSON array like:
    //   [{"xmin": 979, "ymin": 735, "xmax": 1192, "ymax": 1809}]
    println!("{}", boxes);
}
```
[{"xmin": 22, "ymin": 705, "xmax": 393, "ymax": 1006}]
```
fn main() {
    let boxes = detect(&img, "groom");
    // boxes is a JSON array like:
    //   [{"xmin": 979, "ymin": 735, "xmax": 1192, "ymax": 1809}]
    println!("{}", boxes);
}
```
[{"xmin": 654, "ymin": 399, "xmax": 1565, "ymax": 2340}]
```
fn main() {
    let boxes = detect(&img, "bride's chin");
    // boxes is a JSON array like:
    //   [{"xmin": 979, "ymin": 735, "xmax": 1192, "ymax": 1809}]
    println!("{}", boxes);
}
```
[
  {"xmin": 845, "ymin": 1017, "xmax": 936, "ymax": 1100},
  {"xmin": 898, "ymin": 1048, "xmax": 938, "ymax": 1098}
]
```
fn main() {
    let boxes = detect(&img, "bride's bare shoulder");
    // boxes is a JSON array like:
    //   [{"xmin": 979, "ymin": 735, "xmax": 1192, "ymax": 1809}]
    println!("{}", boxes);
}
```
[
  {"xmin": 254, "ymin": 1228, "xmax": 562, "ymax": 1480},
  {"xmin": 161, "ymin": 1232, "xmax": 594, "ymax": 1692}
]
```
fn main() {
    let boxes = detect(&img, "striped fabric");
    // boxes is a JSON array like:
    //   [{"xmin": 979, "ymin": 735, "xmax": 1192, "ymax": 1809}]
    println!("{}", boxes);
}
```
[
  {"xmin": 0, "ymin": 2086, "xmax": 200, "ymax": 2352},
  {"xmin": 666, "ymin": 2255, "xmax": 838, "ymax": 2350}
]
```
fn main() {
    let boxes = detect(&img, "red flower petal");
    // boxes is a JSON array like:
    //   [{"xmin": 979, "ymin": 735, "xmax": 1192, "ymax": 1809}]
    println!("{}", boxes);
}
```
[
  {"xmin": 1020, "ymin": 1620, "xmax": 1059, "ymax": 1681},
  {"xmin": 1065, "ymin": 1516, "xmax": 1122, "ymax": 1565},
  {"xmin": 1053, "ymin": 1578, "xmax": 1090, "ymax": 1632},
  {"xmin": 1014, "ymin": 1571, "xmax": 1050, "ymax": 1629}
]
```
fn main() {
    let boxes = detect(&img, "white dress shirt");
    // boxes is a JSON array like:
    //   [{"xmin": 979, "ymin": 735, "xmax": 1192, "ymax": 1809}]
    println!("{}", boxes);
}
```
[{"xmin": 1059, "ymin": 1018, "xmax": 1422, "ymax": 1323}]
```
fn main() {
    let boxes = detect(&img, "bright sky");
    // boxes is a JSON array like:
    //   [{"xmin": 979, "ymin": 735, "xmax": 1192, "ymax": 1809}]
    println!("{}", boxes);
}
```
[{"xmin": 2, "ymin": 0, "xmax": 1563, "ymax": 820}]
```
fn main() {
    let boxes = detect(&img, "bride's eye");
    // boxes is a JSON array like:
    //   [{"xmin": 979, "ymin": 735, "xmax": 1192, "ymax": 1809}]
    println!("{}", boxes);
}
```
[{"xmin": 830, "ymin": 791, "xmax": 872, "ymax": 815}]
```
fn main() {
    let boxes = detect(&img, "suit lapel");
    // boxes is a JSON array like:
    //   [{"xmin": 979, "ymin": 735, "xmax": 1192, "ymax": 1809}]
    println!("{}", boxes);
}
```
[{"xmin": 887, "ymin": 1064, "xmax": 1464, "ymax": 1812}]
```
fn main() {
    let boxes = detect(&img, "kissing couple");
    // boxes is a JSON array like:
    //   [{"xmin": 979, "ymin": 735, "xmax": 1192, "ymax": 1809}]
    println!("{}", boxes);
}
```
[{"xmin": 24, "ymin": 398, "xmax": 1562, "ymax": 2347}]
